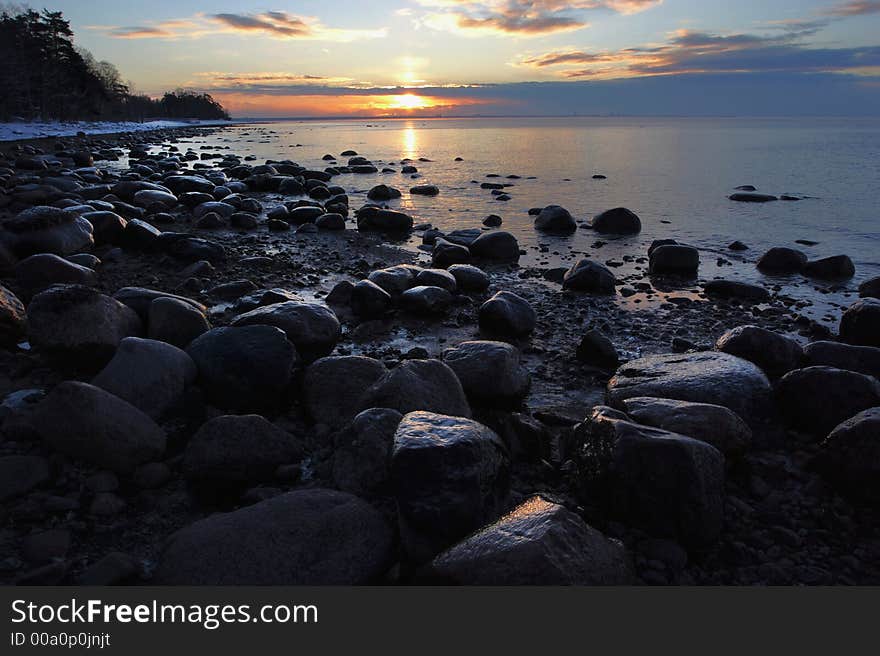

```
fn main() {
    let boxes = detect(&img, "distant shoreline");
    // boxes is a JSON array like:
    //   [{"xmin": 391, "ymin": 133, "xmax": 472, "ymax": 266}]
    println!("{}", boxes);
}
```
[{"xmin": 0, "ymin": 119, "xmax": 243, "ymax": 144}]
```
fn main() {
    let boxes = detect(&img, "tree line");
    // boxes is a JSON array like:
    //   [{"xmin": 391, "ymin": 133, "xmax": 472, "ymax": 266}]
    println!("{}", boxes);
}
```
[{"xmin": 0, "ymin": 8, "xmax": 230, "ymax": 121}]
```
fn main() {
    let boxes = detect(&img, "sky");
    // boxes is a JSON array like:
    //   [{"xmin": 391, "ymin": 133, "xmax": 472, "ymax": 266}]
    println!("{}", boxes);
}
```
[{"xmin": 20, "ymin": 0, "xmax": 880, "ymax": 117}]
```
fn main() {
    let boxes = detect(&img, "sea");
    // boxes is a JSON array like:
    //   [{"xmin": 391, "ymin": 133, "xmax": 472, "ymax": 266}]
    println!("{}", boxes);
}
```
[{"xmin": 171, "ymin": 116, "xmax": 880, "ymax": 324}]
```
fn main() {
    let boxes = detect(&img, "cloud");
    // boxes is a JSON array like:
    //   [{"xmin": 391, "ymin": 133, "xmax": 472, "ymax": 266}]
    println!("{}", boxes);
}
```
[
  {"xmin": 90, "ymin": 11, "xmax": 387, "ymax": 42},
  {"xmin": 826, "ymin": 1, "xmax": 880, "ymax": 16},
  {"xmin": 416, "ymin": 0, "xmax": 661, "ymax": 37},
  {"xmin": 517, "ymin": 25, "xmax": 880, "ymax": 79}
]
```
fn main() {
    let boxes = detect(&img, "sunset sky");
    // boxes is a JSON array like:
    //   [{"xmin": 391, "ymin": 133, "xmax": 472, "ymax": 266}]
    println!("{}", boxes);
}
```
[{"xmin": 34, "ymin": 0, "xmax": 880, "ymax": 117}]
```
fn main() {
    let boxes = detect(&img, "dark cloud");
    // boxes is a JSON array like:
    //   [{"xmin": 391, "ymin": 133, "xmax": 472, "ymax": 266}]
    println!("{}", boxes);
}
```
[{"xmin": 210, "ymin": 12, "xmax": 311, "ymax": 37}]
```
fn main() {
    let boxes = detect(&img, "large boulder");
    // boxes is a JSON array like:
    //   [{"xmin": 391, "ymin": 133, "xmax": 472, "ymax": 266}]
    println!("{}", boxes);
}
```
[
  {"xmin": 332, "ymin": 408, "xmax": 403, "ymax": 496},
  {"xmin": 429, "ymin": 496, "xmax": 634, "ymax": 585},
  {"xmin": 400, "ymin": 286, "xmax": 453, "ymax": 315},
  {"xmin": 432, "ymin": 238, "xmax": 471, "ymax": 268},
  {"xmin": 359, "ymin": 359, "xmax": 471, "ymax": 418},
  {"xmin": 29, "ymin": 381, "xmax": 165, "ymax": 474},
  {"xmin": 186, "ymin": 326, "xmax": 297, "ymax": 410},
  {"xmin": 0, "ymin": 284, "xmax": 25, "ymax": 346},
  {"xmin": 756, "ymin": 247, "xmax": 807, "ymax": 274},
  {"xmin": 563, "ymin": 259, "xmax": 616, "ymax": 294},
  {"xmin": 620, "ymin": 397, "xmax": 752, "ymax": 458},
  {"xmin": 703, "ymin": 280, "xmax": 770, "ymax": 301},
  {"xmin": 303, "ymin": 356, "xmax": 388, "ymax": 429},
  {"xmin": 148, "ymin": 297, "xmax": 211, "ymax": 349},
  {"xmin": 649, "ymin": 244, "xmax": 700, "ymax": 275},
  {"xmin": 154, "ymin": 489, "xmax": 392, "ymax": 584},
  {"xmin": 182, "ymin": 414, "xmax": 302, "ymax": 486},
  {"xmin": 859, "ymin": 276, "xmax": 880, "ymax": 299},
  {"xmin": 92, "ymin": 337, "xmax": 197, "ymax": 420},
  {"xmin": 776, "ymin": 367, "xmax": 880, "ymax": 438},
  {"xmin": 803, "ymin": 341, "xmax": 880, "ymax": 379},
  {"xmin": 591, "ymin": 207, "xmax": 641, "ymax": 234},
  {"xmin": 813, "ymin": 408, "xmax": 880, "ymax": 503},
  {"xmin": 392, "ymin": 411, "xmax": 510, "ymax": 562},
  {"xmin": 0, "ymin": 206, "xmax": 93, "ymax": 257},
  {"xmin": 231, "ymin": 301, "xmax": 340, "ymax": 363},
  {"xmin": 442, "ymin": 340, "xmax": 530, "ymax": 406},
  {"xmin": 356, "ymin": 206, "xmax": 413, "ymax": 231},
  {"xmin": 715, "ymin": 325, "xmax": 803, "ymax": 377},
  {"xmin": 112, "ymin": 287, "xmax": 206, "ymax": 322},
  {"xmin": 534, "ymin": 205, "xmax": 576, "ymax": 233},
  {"xmin": 469, "ymin": 231, "xmax": 520, "ymax": 260},
  {"xmin": 350, "ymin": 280, "xmax": 393, "ymax": 318},
  {"xmin": 607, "ymin": 351, "xmax": 773, "ymax": 422},
  {"xmin": 14, "ymin": 253, "xmax": 97, "ymax": 297},
  {"xmin": 479, "ymin": 291, "xmax": 536, "ymax": 338},
  {"xmin": 448, "ymin": 264, "xmax": 489, "ymax": 292},
  {"xmin": 576, "ymin": 329, "xmax": 619, "ymax": 370},
  {"xmin": 26, "ymin": 285, "xmax": 142, "ymax": 365},
  {"xmin": 367, "ymin": 265, "xmax": 417, "ymax": 296},
  {"xmin": 580, "ymin": 407, "xmax": 724, "ymax": 547},
  {"xmin": 803, "ymin": 255, "xmax": 855, "ymax": 280},
  {"xmin": 840, "ymin": 298, "xmax": 880, "ymax": 348}
]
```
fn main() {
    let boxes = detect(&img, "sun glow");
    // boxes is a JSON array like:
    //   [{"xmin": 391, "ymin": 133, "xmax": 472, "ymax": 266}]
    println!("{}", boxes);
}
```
[{"xmin": 385, "ymin": 93, "xmax": 433, "ymax": 110}]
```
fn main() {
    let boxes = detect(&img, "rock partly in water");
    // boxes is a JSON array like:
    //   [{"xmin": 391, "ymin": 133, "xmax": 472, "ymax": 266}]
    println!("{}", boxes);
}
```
[
  {"xmin": 649, "ymin": 244, "xmax": 700, "ymax": 275},
  {"xmin": 757, "ymin": 247, "xmax": 807, "ymax": 274},
  {"xmin": 802, "ymin": 341, "xmax": 880, "ymax": 379},
  {"xmin": 591, "ymin": 207, "xmax": 641, "ymax": 235},
  {"xmin": 534, "ymin": 205, "xmax": 576, "ymax": 233},
  {"xmin": 803, "ymin": 255, "xmax": 855, "ymax": 280}
]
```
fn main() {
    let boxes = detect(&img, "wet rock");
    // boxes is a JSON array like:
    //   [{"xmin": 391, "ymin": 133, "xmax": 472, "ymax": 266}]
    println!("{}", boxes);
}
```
[
  {"xmin": 443, "ymin": 340, "xmax": 530, "ymax": 406},
  {"xmin": 715, "ymin": 325, "xmax": 802, "ymax": 377},
  {"xmin": 649, "ymin": 244, "xmax": 700, "ymax": 275},
  {"xmin": 479, "ymin": 291, "xmax": 536, "ymax": 338},
  {"xmin": 0, "ymin": 455, "xmax": 50, "ymax": 501},
  {"xmin": 368, "ymin": 265, "xmax": 418, "ymax": 296},
  {"xmin": 410, "ymin": 184, "xmax": 439, "ymax": 196},
  {"xmin": 859, "ymin": 276, "xmax": 880, "ymax": 299},
  {"xmin": 469, "ymin": 231, "xmax": 520, "ymax": 260},
  {"xmin": 30, "ymin": 381, "xmax": 165, "ymax": 474},
  {"xmin": 591, "ymin": 207, "xmax": 642, "ymax": 235},
  {"xmin": 147, "ymin": 297, "xmax": 211, "ymax": 349},
  {"xmin": 534, "ymin": 205, "xmax": 576, "ymax": 233},
  {"xmin": 729, "ymin": 192, "xmax": 777, "ymax": 202},
  {"xmin": 704, "ymin": 280, "xmax": 770, "ymax": 301},
  {"xmin": 621, "ymin": 397, "xmax": 752, "ymax": 458},
  {"xmin": 580, "ymin": 407, "xmax": 724, "ymax": 547},
  {"xmin": 429, "ymin": 496, "xmax": 634, "ymax": 585},
  {"xmin": 303, "ymin": 356, "xmax": 388, "ymax": 429},
  {"xmin": 186, "ymin": 326, "xmax": 297, "ymax": 410},
  {"xmin": 400, "ymin": 285, "xmax": 453, "ymax": 315},
  {"xmin": 756, "ymin": 247, "xmax": 807, "ymax": 274},
  {"xmin": 356, "ymin": 206, "xmax": 413, "ymax": 231},
  {"xmin": 332, "ymin": 408, "xmax": 402, "ymax": 496},
  {"xmin": 122, "ymin": 219, "xmax": 161, "ymax": 249},
  {"xmin": 360, "ymin": 359, "xmax": 471, "ymax": 418},
  {"xmin": 483, "ymin": 214, "xmax": 502, "ymax": 227},
  {"xmin": 576, "ymin": 329, "xmax": 619, "ymax": 370},
  {"xmin": 0, "ymin": 206, "xmax": 93, "ymax": 257},
  {"xmin": 133, "ymin": 189, "xmax": 177, "ymax": 209},
  {"xmin": 81, "ymin": 211, "xmax": 126, "ymax": 245},
  {"xmin": 157, "ymin": 233, "xmax": 226, "ymax": 263},
  {"xmin": 607, "ymin": 351, "xmax": 773, "ymax": 421},
  {"xmin": 0, "ymin": 283, "xmax": 26, "ymax": 346},
  {"xmin": 27, "ymin": 285, "xmax": 142, "ymax": 365},
  {"xmin": 803, "ymin": 255, "xmax": 855, "ymax": 280},
  {"xmin": 183, "ymin": 414, "xmax": 302, "ymax": 486},
  {"xmin": 563, "ymin": 259, "xmax": 616, "ymax": 294},
  {"xmin": 776, "ymin": 367, "xmax": 880, "ymax": 438},
  {"xmin": 231, "ymin": 301, "xmax": 340, "ymax": 363},
  {"xmin": 813, "ymin": 408, "xmax": 880, "ymax": 503},
  {"xmin": 415, "ymin": 268, "xmax": 457, "ymax": 292},
  {"xmin": 840, "ymin": 298, "xmax": 880, "ymax": 347},
  {"xmin": 113, "ymin": 287, "xmax": 206, "ymax": 322},
  {"xmin": 432, "ymin": 238, "xmax": 471, "ymax": 268},
  {"xmin": 803, "ymin": 341, "xmax": 880, "ymax": 379},
  {"xmin": 154, "ymin": 489, "xmax": 392, "ymax": 584},
  {"xmin": 351, "ymin": 280, "xmax": 393, "ymax": 318},
  {"xmin": 315, "ymin": 212, "xmax": 345, "ymax": 230},
  {"xmin": 92, "ymin": 337, "xmax": 197, "ymax": 420},
  {"xmin": 163, "ymin": 175, "xmax": 215, "ymax": 195},
  {"xmin": 448, "ymin": 264, "xmax": 489, "ymax": 292},
  {"xmin": 367, "ymin": 184, "xmax": 401, "ymax": 201},
  {"xmin": 392, "ymin": 411, "xmax": 509, "ymax": 562},
  {"xmin": 15, "ymin": 253, "xmax": 97, "ymax": 297}
]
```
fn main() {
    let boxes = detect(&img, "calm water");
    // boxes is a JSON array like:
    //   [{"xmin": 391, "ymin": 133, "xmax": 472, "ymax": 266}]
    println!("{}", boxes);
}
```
[{"xmin": 175, "ymin": 117, "xmax": 880, "ymax": 321}]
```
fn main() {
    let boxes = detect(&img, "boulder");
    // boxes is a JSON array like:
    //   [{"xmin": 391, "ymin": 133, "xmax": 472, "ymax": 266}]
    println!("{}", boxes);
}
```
[
  {"xmin": 607, "ymin": 351, "xmax": 773, "ymax": 422},
  {"xmin": 231, "ymin": 301, "xmax": 340, "ymax": 363},
  {"xmin": 432, "ymin": 238, "xmax": 471, "ymax": 268},
  {"xmin": 359, "ymin": 359, "xmax": 471, "ymax": 418},
  {"xmin": 443, "ymin": 340, "xmax": 530, "ymax": 406},
  {"xmin": 0, "ymin": 206, "xmax": 93, "ymax": 257},
  {"xmin": 0, "ymin": 284, "xmax": 26, "ymax": 346},
  {"xmin": 576, "ymin": 330, "xmax": 619, "ymax": 370},
  {"xmin": 15, "ymin": 253, "xmax": 97, "ymax": 297},
  {"xmin": 803, "ymin": 255, "xmax": 855, "ymax": 280},
  {"xmin": 803, "ymin": 341, "xmax": 880, "ymax": 379},
  {"xmin": 303, "ymin": 356, "xmax": 388, "ymax": 429},
  {"xmin": 580, "ymin": 407, "xmax": 724, "ymax": 547},
  {"xmin": 415, "ymin": 268, "xmax": 457, "ymax": 292},
  {"xmin": 29, "ymin": 381, "xmax": 165, "ymax": 474},
  {"xmin": 563, "ymin": 259, "xmax": 616, "ymax": 294},
  {"xmin": 350, "ymin": 280, "xmax": 393, "ymax": 318},
  {"xmin": 479, "ymin": 291, "xmax": 536, "ymax": 338},
  {"xmin": 859, "ymin": 276, "xmax": 880, "ymax": 299},
  {"xmin": 154, "ymin": 489, "xmax": 392, "ymax": 584},
  {"xmin": 729, "ymin": 192, "xmax": 777, "ymax": 202},
  {"xmin": 756, "ymin": 247, "xmax": 807, "ymax": 274},
  {"xmin": 81, "ymin": 211, "xmax": 126, "ymax": 245},
  {"xmin": 0, "ymin": 455, "xmax": 50, "ymax": 501},
  {"xmin": 534, "ymin": 205, "xmax": 576, "ymax": 233},
  {"xmin": 400, "ymin": 286, "xmax": 453, "ymax": 315},
  {"xmin": 186, "ymin": 326, "xmax": 297, "ymax": 410},
  {"xmin": 429, "ymin": 496, "xmax": 634, "ymax": 585},
  {"xmin": 315, "ymin": 212, "xmax": 345, "ymax": 230},
  {"xmin": 332, "ymin": 408, "xmax": 402, "ymax": 496},
  {"xmin": 840, "ymin": 298, "xmax": 880, "ymax": 347},
  {"xmin": 448, "ymin": 264, "xmax": 489, "ymax": 292},
  {"xmin": 367, "ymin": 265, "xmax": 417, "ymax": 296},
  {"xmin": 591, "ymin": 207, "xmax": 641, "ymax": 234},
  {"xmin": 469, "ymin": 231, "xmax": 520, "ymax": 260},
  {"xmin": 182, "ymin": 414, "xmax": 302, "ymax": 486},
  {"xmin": 704, "ymin": 280, "xmax": 770, "ymax": 301},
  {"xmin": 715, "ymin": 325, "xmax": 803, "ymax": 377},
  {"xmin": 26, "ymin": 285, "xmax": 142, "ymax": 365},
  {"xmin": 356, "ymin": 206, "xmax": 413, "ymax": 231},
  {"xmin": 92, "ymin": 337, "xmax": 197, "ymax": 420},
  {"xmin": 813, "ymin": 408, "xmax": 880, "ymax": 503},
  {"xmin": 367, "ymin": 184, "xmax": 401, "ymax": 201},
  {"xmin": 776, "ymin": 367, "xmax": 880, "ymax": 438},
  {"xmin": 392, "ymin": 411, "xmax": 510, "ymax": 561},
  {"xmin": 649, "ymin": 244, "xmax": 700, "ymax": 275},
  {"xmin": 148, "ymin": 297, "xmax": 211, "ymax": 348},
  {"xmin": 113, "ymin": 287, "xmax": 206, "ymax": 322},
  {"xmin": 620, "ymin": 397, "xmax": 752, "ymax": 458}
]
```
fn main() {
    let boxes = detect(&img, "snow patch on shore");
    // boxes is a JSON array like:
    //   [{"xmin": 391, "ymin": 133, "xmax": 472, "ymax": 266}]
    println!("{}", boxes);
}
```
[{"xmin": 0, "ymin": 119, "xmax": 233, "ymax": 142}]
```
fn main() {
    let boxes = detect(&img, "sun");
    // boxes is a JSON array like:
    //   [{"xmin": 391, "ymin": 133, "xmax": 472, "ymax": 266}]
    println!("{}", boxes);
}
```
[{"xmin": 386, "ymin": 93, "xmax": 432, "ymax": 110}]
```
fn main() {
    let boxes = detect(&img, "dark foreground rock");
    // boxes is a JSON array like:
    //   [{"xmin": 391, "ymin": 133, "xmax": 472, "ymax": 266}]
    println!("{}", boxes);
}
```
[
  {"xmin": 715, "ymin": 325, "xmax": 802, "ymax": 378},
  {"xmin": 813, "ymin": 408, "xmax": 880, "ymax": 503},
  {"xmin": 303, "ymin": 355, "xmax": 388, "ymax": 429},
  {"xmin": 359, "ymin": 359, "xmax": 471, "ymax": 418},
  {"xmin": 154, "ymin": 489, "xmax": 392, "ymax": 584},
  {"xmin": 332, "ymin": 408, "xmax": 403, "ymax": 496},
  {"xmin": 442, "ymin": 340, "xmax": 530, "ymax": 406},
  {"xmin": 479, "ymin": 291, "xmax": 536, "ymax": 338},
  {"xmin": 840, "ymin": 298, "xmax": 880, "ymax": 347}
]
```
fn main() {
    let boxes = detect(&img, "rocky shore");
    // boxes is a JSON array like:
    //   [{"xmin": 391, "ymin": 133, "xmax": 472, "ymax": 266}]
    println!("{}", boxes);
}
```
[{"xmin": 1, "ymin": 125, "xmax": 878, "ymax": 586}]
